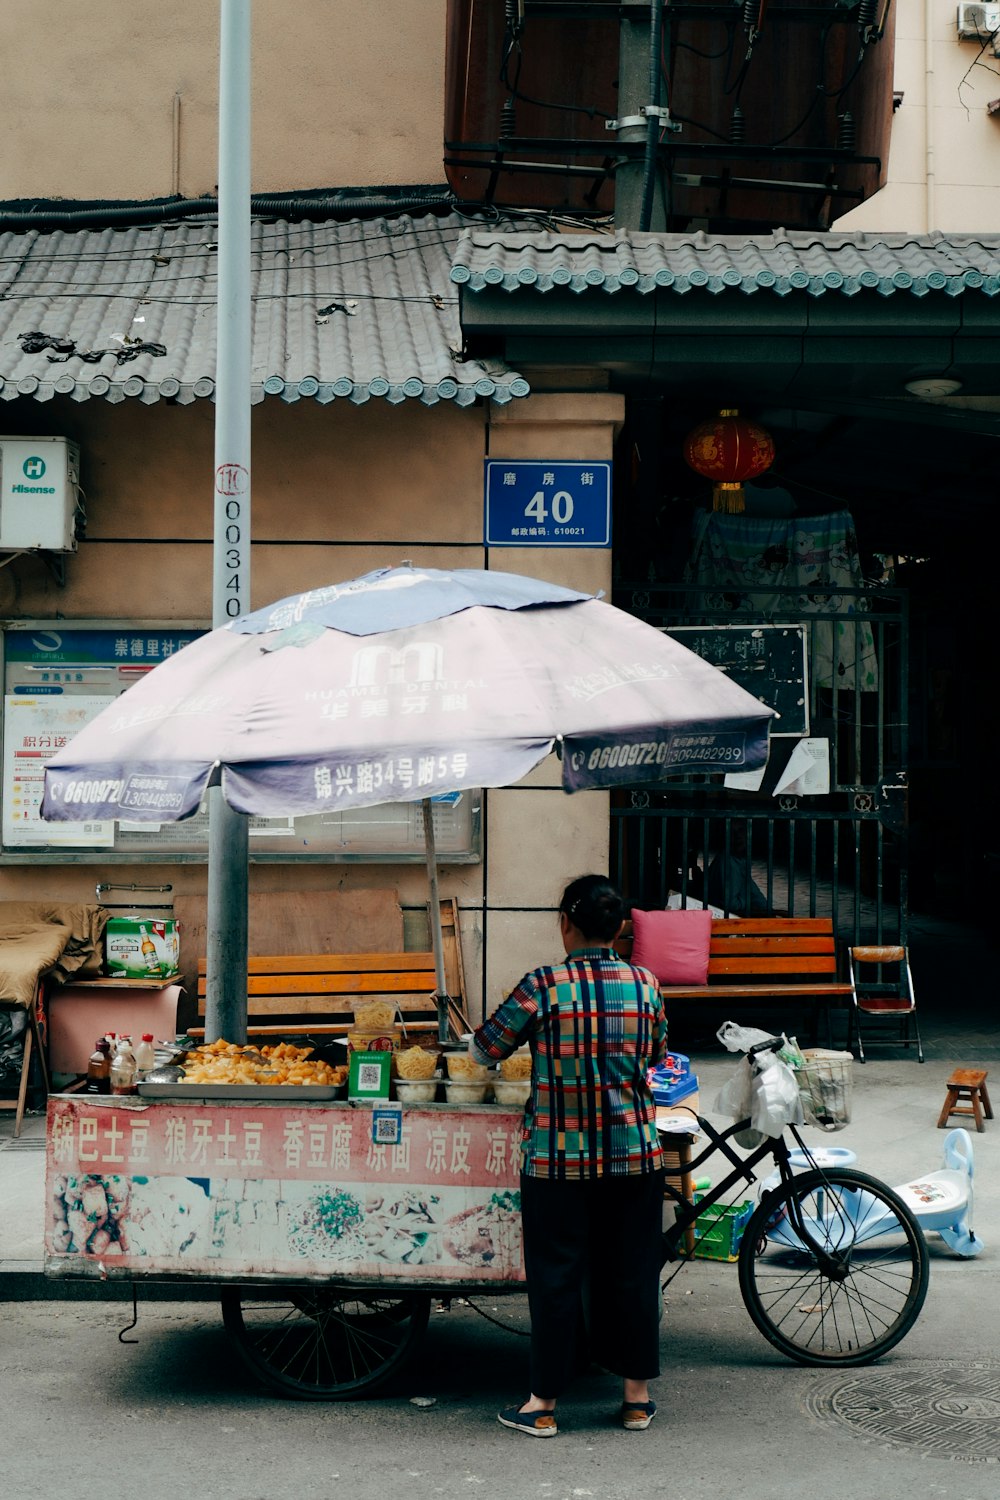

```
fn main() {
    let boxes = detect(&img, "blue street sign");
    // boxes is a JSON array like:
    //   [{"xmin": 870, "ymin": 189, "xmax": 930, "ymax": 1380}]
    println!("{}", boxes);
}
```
[{"xmin": 484, "ymin": 460, "xmax": 612, "ymax": 548}]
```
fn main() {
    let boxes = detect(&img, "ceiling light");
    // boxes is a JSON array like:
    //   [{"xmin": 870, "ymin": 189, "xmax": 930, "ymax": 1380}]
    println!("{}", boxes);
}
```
[{"xmin": 904, "ymin": 377, "xmax": 963, "ymax": 398}]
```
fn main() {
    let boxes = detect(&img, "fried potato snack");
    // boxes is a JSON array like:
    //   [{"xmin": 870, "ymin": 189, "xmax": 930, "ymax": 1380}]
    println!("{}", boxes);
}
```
[{"xmin": 180, "ymin": 1040, "xmax": 347, "ymax": 1087}]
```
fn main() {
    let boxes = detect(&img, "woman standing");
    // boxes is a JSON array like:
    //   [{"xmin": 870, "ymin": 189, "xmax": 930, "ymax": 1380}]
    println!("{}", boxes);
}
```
[{"xmin": 471, "ymin": 874, "xmax": 667, "ymax": 1437}]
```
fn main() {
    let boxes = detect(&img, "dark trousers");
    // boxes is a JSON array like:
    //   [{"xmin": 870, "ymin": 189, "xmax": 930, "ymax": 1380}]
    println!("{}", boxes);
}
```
[{"xmin": 519, "ymin": 1169, "xmax": 665, "ymax": 1400}]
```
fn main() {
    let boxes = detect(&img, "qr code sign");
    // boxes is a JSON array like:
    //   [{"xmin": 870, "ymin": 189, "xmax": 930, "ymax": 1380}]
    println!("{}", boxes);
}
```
[
  {"xmin": 358, "ymin": 1061, "xmax": 382, "ymax": 1091},
  {"xmin": 372, "ymin": 1107, "xmax": 402, "ymax": 1145}
]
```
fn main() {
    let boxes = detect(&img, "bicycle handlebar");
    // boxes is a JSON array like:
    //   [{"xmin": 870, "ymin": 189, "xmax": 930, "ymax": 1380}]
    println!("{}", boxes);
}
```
[{"xmin": 746, "ymin": 1034, "xmax": 786, "ymax": 1060}]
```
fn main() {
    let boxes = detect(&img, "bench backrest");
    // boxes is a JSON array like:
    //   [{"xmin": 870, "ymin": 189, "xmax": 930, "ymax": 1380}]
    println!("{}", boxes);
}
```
[
  {"xmin": 195, "ymin": 951, "xmax": 448, "ymax": 1037},
  {"xmin": 705, "ymin": 917, "xmax": 839, "ymax": 982}
]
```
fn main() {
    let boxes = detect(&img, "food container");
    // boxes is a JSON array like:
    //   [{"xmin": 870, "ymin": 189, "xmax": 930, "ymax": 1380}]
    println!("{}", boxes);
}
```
[
  {"xmin": 395, "ymin": 1076, "xmax": 441, "ymax": 1104},
  {"xmin": 492, "ymin": 1079, "xmax": 531, "ymax": 1106},
  {"xmin": 444, "ymin": 1052, "xmax": 488, "ymax": 1083},
  {"xmin": 499, "ymin": 1049, "xmax": 532, "ymax": 1082},
  {"xmin": 444, "ymin": 1079, "xmax": 489, "ymax": 1104}
]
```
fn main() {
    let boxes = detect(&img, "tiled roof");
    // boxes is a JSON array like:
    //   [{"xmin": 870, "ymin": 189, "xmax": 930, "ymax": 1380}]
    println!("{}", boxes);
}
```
[
  {"xmin": 450, "ymin": 228, "xmax": 1000, "ymax": 298},
  {"xmin": 0, "ymin": 212, "xmax": 530, "ymax": 406}
]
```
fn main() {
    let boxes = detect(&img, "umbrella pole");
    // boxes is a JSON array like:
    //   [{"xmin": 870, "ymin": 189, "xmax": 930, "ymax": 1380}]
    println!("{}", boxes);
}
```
[{"xmin": 422, "ymin": 799, "xmax": 450, "ymax": 1046}]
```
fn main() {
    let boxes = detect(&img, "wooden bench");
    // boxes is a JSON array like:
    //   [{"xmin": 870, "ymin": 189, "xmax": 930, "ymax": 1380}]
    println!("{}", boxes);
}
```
[
  {"xmin": 192, "ymin": 950, "xmax": 471, "ymax": 1043},
  {"xmin": 625, "ymin": 916, "xmax": 852, "ymax": 1045}
]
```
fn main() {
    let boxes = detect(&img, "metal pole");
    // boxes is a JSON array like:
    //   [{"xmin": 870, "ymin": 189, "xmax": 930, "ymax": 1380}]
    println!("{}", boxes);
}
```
[
  {"xmin": 614, "ymin": 0, "xmax": 667, "ymax": 231},
  {"xmin": 206, "ymin": 0, "xmax": 252, "ymax": 1044},
  {"xmin": 422, "ymin": 799, "xmax": 450, "ymax": 1045}
]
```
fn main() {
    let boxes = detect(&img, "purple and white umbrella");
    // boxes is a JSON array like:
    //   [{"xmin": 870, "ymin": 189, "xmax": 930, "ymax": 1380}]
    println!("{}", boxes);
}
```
[
  {"xmin": 41, "ymin": 564, "xmax": 774, "ymax": 1037},
  {"xmin": 41, "ymin": 564, "xmax": 774, "ymax": 824}
]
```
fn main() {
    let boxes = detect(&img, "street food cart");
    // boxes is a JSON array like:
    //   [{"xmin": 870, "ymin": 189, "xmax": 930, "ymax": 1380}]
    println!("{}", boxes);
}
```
[{"xmin": 45, "ymin": 1089, "xmax": 527, "ymax": 1397}]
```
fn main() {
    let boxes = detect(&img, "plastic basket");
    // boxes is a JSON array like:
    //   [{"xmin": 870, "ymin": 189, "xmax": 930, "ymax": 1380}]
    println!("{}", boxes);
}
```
[
  {"xmin": 795, "ymin": 1049, "xmax": 854, "ymax": 1131},
  {"xmin": 690, "ymin": 1198, "xmax": 755, "ymax": 1262}
]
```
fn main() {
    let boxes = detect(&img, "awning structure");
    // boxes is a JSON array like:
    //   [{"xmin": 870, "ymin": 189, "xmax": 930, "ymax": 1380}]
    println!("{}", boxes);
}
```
[
  {"xmin": 451, "ymin": 227, "xmax": 1000, "ymax": 415},
  {"xmin": 451, "ymin": 228, "xmax": 1000, "ymax": 298},
  {"xmin": 0, "ymin": 211, "xmax": 530, "ymax": 408}
]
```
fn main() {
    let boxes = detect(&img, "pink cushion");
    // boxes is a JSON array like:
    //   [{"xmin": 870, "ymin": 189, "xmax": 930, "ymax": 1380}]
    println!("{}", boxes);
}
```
[{"xmin": 630, "ymin": 908, "xmax": 712, "ymax": 986}]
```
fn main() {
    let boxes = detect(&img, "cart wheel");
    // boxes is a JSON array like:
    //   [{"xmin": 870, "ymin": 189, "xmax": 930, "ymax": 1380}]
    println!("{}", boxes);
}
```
[
  {"xmin": 737, "ymin": 1167, "xmax": 929, "ymax": 1367},
  {"xmin": 221, "ymin": 1285, "xmax": 432, "ymax": 1399}
]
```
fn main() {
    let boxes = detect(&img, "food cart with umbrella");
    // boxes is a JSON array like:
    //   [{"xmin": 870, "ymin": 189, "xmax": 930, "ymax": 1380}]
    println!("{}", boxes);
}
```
[{"xmin": 40, "ymin": 563, "xmax": 778, "ymax": 1397}]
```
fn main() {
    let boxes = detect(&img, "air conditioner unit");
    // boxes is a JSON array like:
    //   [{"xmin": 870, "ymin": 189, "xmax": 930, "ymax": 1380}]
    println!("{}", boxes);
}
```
[
  {"xmin": 957, "ymin": 3, "xmax": 1000, "ymax": 38},
  {"xmin": 0, "ymin": 436, "xmax": 80, "ymax": 552}
]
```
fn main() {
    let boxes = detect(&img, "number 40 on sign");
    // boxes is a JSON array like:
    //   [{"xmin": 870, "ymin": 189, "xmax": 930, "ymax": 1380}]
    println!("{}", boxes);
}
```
[{"xmin": 484, "ymin": 461, "xmax": 612, "ymax": 548}]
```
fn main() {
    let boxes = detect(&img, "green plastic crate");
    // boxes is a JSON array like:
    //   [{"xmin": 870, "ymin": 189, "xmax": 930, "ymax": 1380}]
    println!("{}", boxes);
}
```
[{"xmin": 691, "ymin": 1198, "xmax": 755, "ymax": 1262}]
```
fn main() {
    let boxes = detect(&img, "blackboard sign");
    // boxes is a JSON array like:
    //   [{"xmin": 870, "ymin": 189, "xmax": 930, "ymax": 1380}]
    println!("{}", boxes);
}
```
[{"xmin": 666, "ymin": 624, "xmax": 808, "ymax": 736}]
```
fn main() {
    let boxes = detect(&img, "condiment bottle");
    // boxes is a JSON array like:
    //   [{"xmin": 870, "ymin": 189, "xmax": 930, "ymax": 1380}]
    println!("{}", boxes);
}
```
[
  {"xmin": 135, "ymin": 1033, "xmax": 156, "ymax": 1082},
  {"xmin": 86, "ymin": 1038, "xmax": 112, "ymax": 1094},
  {"xmin": 110, "ymin": 1037, "xmax": 138, "ymax": 1096}
]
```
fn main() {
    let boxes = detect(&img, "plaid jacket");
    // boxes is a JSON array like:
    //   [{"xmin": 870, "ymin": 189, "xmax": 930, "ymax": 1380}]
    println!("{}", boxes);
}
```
[{"xmin": 473, "ymin": 946, "xmax": 667, "ymax": 1180}]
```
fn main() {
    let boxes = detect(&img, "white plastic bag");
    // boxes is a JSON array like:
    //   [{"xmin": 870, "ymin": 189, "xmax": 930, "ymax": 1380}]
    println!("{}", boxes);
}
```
[
  {"xmin": 749, "ymin": 1057, "xmax": 804, "ymax": 1137},
  {"xmin": 716, "ymin": 1021, "xmax": 776, "ymax": 1055},
  {"xmin": 714, "ymin": 1020, "xmax": 804, "ymax": 1139},
  {"xmin": 715, "ymin": 1057, "xmax": 754, "ymax": 1121}
]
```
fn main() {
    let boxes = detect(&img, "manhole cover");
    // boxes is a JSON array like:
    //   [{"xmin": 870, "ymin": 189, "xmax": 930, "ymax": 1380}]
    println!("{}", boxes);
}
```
[{"xmin": 807, "ymin": 1362, "xmax": 1000, "ymax": 1463}]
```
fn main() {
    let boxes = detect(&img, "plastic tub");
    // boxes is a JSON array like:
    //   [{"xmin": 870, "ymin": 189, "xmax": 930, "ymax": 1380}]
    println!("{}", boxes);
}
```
[
  {"xmin": 444, "ymin": 1053, "xmax": 488, "ymax": 1083},
  {"xmin": 492, "ymin": 1080, "xmax": 531, "ymax": 1106},
  {"xmin": 395, "ymin": 1078, "xmax": 440, "ymax": 1104},
  {"xmin": 444, "ymin": 1079, "xmax": 488, "ymax": 1104}
]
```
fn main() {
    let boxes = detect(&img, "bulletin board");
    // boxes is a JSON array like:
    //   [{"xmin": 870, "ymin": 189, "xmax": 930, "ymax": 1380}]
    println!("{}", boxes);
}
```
[
  {"xmin": 666, "ymin": 623, "xmax": 809, "ymax": 736},
  {"xmin": 0, "ymin": 622, "xmax": 480, "ymax": 863}
]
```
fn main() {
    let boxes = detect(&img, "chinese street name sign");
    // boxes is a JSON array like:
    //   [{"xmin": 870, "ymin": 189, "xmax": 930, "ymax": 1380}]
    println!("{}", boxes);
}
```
[{"xmin": 484, "ymin": 461, "xmax": 612, "ymax": 548}]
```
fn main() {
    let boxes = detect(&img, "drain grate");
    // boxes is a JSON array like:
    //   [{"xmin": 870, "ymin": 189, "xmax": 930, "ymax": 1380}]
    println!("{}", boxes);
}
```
[
  {"xmin": 0, "ymin": 1135, "xmax": 46, "ymax": 1151},
  {"xmin": 807, "ymin": 1362, "xmax": 1000, "ymax": 1463}
]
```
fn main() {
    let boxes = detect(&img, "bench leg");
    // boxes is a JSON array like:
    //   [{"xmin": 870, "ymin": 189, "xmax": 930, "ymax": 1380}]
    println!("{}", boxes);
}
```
[{"xmin": 981, "ymin": 1082, "xmax": 994, "ymax": 1120}]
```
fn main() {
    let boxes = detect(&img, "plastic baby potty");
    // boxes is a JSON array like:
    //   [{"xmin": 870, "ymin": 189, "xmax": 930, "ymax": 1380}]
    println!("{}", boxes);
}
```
[
  {"xmin": 757, "ymin": 1131, "xmax": 983, "ymax": 1259},
  {"xmin": 891, "ymin": 1128, "xmax": 984, "ymax": 1258}
]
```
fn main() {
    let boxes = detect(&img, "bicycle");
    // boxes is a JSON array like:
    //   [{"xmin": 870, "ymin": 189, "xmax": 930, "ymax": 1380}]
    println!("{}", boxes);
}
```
[{"xmin": 660, "ymin": 1034, "xmax": 930, "ymax": 1367}]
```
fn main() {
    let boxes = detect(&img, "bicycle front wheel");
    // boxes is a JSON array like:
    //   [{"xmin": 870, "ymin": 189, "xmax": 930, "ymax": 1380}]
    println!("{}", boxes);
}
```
[
  {"xmin": 738, "ymin": 1167, "xmax": 929, "ymax": 1367},
  {"xmin": 221, "ymin": 1285, "xmax": 431, "ymax": 1399}
]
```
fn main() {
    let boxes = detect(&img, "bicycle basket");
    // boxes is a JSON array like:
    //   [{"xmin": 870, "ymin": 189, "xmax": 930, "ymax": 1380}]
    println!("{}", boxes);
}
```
[{"xmin": 795, "ymin": 1049, "xmax": 854, "ymax": 1131}]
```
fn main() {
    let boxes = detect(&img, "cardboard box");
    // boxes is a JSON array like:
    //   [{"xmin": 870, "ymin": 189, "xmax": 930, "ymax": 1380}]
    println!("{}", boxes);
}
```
[{"xmin": 105, "ymin": 917, "xmax": 179, "ymax": 980}]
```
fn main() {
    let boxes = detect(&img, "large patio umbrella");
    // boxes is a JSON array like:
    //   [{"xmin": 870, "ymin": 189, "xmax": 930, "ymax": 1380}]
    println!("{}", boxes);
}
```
[{"xmin": 41, "ymin": 564, "xmax": 776, "ymax": 1037}]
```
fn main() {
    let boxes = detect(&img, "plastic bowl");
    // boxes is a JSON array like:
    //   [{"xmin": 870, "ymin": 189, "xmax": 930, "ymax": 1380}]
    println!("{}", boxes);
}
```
[
  {"xmin": 444, "ymin": 1053, "xmax": 488, "ymax": 1083},
  {"xmin": 492, "ymin": 1080, "xmax": 531, "ymax": 1106},
  {"xmin": 395, "ymin": 1078, "xmax": 439, "ymax": 1104},
  {"xmin": 444, "ymin": 1080, "xmax": 488, "ymax": 1104}
]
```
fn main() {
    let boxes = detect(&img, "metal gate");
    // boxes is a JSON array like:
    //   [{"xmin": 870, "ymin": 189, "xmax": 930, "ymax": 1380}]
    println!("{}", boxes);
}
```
[{"xmin": 610, "ymin": 582, "xmax": 908, "ymax": 948}]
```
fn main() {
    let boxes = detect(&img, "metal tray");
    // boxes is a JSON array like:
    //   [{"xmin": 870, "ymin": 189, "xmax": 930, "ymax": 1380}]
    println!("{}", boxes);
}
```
[{"xmin": 136, "ymin": 1083, "xmax": 346, "ymax": 1101}]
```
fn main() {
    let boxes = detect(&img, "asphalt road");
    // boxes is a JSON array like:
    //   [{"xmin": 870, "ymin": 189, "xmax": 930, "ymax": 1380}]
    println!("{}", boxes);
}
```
[{"xmin": 5, "ymin": 1248, "xmax": 1000, "ymax": 1500}]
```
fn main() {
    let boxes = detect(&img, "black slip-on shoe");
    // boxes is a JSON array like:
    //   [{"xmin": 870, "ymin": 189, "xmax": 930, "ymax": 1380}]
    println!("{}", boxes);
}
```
[{"xmin": 497, "ymin": 1404, "xmax": 558, "ymax": 1437}]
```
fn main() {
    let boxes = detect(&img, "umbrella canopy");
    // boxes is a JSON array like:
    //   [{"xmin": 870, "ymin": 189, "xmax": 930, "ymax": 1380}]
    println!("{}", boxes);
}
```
[{"xmin": 40, "ymin": 565, "xmax": 775, "ymax": 824}]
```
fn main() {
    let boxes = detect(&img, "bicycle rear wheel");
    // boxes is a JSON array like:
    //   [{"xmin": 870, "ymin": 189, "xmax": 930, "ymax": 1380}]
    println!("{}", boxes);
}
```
[
  {"xmin": 738, "ymin": 1167, "xmax": 929, "ymax": 1367},
  {"xmin": 221, "ymin": 1285, "xmax": 431, "ymax": 1399}
]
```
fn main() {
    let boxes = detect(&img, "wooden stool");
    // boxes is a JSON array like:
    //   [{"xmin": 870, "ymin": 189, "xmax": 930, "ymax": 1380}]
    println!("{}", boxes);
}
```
[{"xmin": 937, "ymin": 1068, "xmax": 993, "ymax": 1133}]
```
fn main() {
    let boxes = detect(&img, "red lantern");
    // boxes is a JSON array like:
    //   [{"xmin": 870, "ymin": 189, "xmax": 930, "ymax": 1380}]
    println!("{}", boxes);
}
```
[{"xmin": 682, "ymin": 408, "xmax": 775, "ymax": 513}]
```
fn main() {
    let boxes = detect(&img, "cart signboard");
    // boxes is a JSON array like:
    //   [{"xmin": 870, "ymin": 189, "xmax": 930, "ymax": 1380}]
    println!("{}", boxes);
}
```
[{"xmin": 46, "ymin": 1096, "xmax": 525, "ymax": 1285}]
